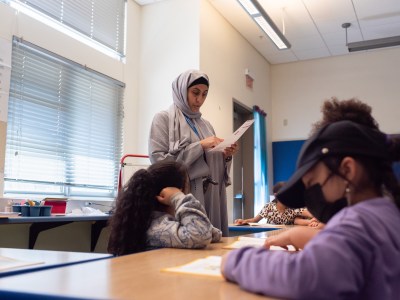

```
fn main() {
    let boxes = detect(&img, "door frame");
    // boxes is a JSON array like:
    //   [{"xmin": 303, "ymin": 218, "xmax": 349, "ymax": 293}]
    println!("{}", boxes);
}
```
[{"xmin": 232, "ymin": 100, "xmax": 254, "ymax": 221}]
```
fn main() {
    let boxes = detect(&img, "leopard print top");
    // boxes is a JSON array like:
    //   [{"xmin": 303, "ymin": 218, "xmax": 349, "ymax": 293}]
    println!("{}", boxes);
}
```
[{"xmin": 259, "ymin": 201, "xmax": 305, "ymax": 225}]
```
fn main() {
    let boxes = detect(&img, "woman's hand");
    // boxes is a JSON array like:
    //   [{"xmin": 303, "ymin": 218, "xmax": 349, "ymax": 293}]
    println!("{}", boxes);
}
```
[
  {"xmin": 200, "ymin": 136, "xmax": 224, "ymax": 150},
  {"xmin": 223, "ymin": 143, "xmax": 239, "ymax": 159},
  {"xmin": 156, "ymin": 187, "xmax": 181, "ymax": 206}
]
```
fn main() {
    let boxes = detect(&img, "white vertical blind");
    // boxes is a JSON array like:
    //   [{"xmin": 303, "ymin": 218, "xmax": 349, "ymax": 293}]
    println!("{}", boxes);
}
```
[
  {"xmin": 4, "ymin": 37, "xmax": 124, "ymax": 198},
  {"xmin": 9, "ymin": 0, "xmax": 126, "ymax": 56}
]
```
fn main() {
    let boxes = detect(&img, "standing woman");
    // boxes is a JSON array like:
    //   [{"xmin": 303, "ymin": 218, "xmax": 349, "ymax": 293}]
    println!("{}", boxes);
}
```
[{"xmin": 149, "ymin": 70, "xmax": 237, "ymax": 236}]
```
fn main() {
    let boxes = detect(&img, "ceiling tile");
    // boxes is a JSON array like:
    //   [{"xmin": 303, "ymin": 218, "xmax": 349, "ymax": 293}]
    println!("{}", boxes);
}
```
[
  {"xmin": 352, "ymin": 0, "xmax": 400, "ymax": 20},
  {"xmin": 209, "ymin": 0, "xmax": 400, "ymax": 64},
  {"xmin": 294, "ymin": 48, "xmax": 331, "ymax": 60},
  {"xmin": 289, "ymin": 34, "xmax": 327, "ymax": 51}
]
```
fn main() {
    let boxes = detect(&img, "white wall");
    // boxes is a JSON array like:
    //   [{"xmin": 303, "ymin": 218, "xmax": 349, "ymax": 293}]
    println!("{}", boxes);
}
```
[
  {"xmin": 271, "ymin": 47, "xmax": 400, "ymax": 141},
  {"xmin": 200, "ymin": 0, "xmax": 272, "ymax": 222},
  {"xmin": 134, "ymin": 0, "xmax": 201, "ymax": 155},
  {"xmin": 122, "ymin": 1, "xmax": 142, "ymax": 156}
]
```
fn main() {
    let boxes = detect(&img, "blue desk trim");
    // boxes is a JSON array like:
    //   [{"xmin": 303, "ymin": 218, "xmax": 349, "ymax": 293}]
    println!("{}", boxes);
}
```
[
  {"xmin": 229, "ymin": 226, "xmax": 280, "ymax": 233},
  {"xmin": 0, "ymin": 290, "xmax": 87, "ymax": 300},
  {"xmin": 0, "ymin": 255, "xmax": 112, "ymax": 279},
  {"xmin": 0, "ymin": 215, "xmax": 109, "ymax": 224}
]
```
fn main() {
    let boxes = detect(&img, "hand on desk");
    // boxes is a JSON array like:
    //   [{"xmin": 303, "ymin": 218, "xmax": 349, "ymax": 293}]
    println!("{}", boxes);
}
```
[
  {"xmin": 264, "ymin": 226, "xmax": 322, "ymax": 251},
  {"xmin": 234, "ymin": 215, "xmax": 261, "ymax": 225}
]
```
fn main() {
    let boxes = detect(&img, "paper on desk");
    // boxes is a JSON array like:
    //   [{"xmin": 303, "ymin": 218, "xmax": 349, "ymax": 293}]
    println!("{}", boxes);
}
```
[
  {"xmin": 162, "ymin": 256, "xmax": 222, "ymax": 278},
  {"xmin": 223, "ymin": 236, "xmax": 297, "ymax": 251},
  {"xmin": 0, "ymin": 255, "xmax": 44, "ymax": 272},
  {"xmin": 209, "ymin": 119, "xmax": 254, "ymax": 152}
]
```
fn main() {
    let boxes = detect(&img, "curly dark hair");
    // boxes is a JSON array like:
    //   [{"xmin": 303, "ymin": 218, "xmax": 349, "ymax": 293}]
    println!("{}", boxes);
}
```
[
  {"xmin": 107, "ymin": 160, "xmax": 188, "ymax": 256},
  {"xmin": 311, "ymin": 97, "xmax": 400, "ymax": 210},
  {"xmin": 311, "ymin": 97, "xmax": 379, "ymax": 135}
]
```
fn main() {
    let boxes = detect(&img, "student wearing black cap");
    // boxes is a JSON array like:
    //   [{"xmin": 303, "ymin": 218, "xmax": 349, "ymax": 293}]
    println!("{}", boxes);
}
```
[
  {"xmin": 221, "ymin": 119, "xmax": 400, "ymax": 299},
  {"xmin": 265, "ymin": 97, "xmax": 385, "ymax": 246}
]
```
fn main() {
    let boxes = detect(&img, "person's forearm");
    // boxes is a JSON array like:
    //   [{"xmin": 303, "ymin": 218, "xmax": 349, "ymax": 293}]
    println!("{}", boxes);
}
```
[
  {"xmin": 301, "ymin": 209, "xmax": 313, "ymax": 219},
  {"xmin": 169, "ymin": 193, "xmax": 214, "ymax": 248},
  {"xmin": 289, "ymin": 227, "xmax": 320, "ymax": 249},
  {"xmin": 294, "ymin": 217, "xmax": 311, "ymax": 226},
  {"xmin": 243, "ymin": 218, "xmax": 256, "ymax": 223},
  {"xmin": 244, "ymin": 215, "xmax": 262, "ymax": 223}
]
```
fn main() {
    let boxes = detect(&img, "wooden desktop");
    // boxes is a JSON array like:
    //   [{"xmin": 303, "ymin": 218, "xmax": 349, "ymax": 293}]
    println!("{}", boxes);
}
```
[
  {"xmin": 0, "ymin": 247, "xmax": 112, "ymax": 278},
  {"xmin": 0, "ymin": 233, "xmax": 286, "ymax": 300}
]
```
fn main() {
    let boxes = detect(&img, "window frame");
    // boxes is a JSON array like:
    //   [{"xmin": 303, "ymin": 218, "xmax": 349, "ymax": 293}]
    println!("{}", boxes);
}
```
[{"xmin": 4, "ymin": 36, "xmax": 124, "ymax": 200}]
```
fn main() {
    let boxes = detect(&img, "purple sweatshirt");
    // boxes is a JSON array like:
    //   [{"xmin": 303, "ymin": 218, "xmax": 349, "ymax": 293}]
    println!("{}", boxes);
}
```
[{"xmin": 223, "ymin": 197, "xmax": 400, "ymax": 299}]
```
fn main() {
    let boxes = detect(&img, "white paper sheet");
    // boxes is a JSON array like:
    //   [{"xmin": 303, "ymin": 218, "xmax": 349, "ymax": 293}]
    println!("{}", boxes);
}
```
[
  {"xmin": 163, "ymin": 256, "xmax": 222, "ymax": 277},
  {"xmin": 223, "ymin": 236, "xmax": 297, "ymax": 251},
  {"xmin": 209, "ymin": 119, "xmax": 254, "ymax": 152}
]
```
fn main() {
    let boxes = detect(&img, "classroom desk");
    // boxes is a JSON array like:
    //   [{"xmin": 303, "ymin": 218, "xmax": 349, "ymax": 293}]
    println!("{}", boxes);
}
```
[
  {"xmin": 0, "ymin": 235, "xmax": 283, "ymax": 300},
  {"xmin": 0, "ymin": 215, "xmax": 109, "ymax": 251},
  {"xmin": 0, "ymin": 247, "xmax": 112, "ymax": 278}
]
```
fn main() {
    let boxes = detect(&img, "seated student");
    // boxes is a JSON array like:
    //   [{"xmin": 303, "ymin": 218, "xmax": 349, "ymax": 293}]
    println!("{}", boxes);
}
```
[
  {"xmin": 263, "ymin": 98, "xmax": 383, "ymax": 246},
  {"xmin": 284, "ymin": 98, "xmax": 383, "ymax": 235},
  {"xmin": 221, "ymin": 120, "xmax": 400, "ymax": 299},
  {"xmin": 234, "ymin": 182, "xmax": 314, "ymax": 226},
  {"xmin": 107, "ymin": 160, "xmax": 221, "ymax": 256}
]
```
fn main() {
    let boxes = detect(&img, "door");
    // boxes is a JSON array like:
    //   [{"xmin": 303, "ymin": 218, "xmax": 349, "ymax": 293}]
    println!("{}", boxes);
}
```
[{"xmin": 232, "ymin": 101, "xmax": 254, "ymax": 221}]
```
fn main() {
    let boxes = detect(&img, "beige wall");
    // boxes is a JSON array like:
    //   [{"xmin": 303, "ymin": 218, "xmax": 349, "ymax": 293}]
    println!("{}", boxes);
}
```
[
  {"xmin": 271, "ymin": 47, "xmax": 400, "ymax": 141},
  {"xmin": 0, "ymin": 222, "xmax": 110, "ymax": 253}
]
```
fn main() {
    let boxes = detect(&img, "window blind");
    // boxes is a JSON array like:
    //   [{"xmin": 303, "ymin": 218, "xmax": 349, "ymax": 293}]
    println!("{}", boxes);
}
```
[
  {"xmin": 8, "ymin": 0, "xmax": 126, "ymax": 57},
  {"xmin": 4, "ymin": 37, "xmax": 124, "ymax": 198}
]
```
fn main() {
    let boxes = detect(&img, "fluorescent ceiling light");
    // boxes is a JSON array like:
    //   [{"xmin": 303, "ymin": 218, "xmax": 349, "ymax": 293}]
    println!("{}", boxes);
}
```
[
  {"xmin": 347, "ymin": 36, "xmax": 400, "ymax": 52},
  {"xmin": 342, "ymin": 22, "xmax": 400, "ymax": 53},
  {"xmin": 237, "ymin": 0, "xmax": 291, "ymax": 50}
]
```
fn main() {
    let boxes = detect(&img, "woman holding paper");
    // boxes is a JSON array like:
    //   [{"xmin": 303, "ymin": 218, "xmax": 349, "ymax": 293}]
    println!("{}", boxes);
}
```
[{"xmin": 148, "ymin": 69, "xmax": 238, "ymax": 236}]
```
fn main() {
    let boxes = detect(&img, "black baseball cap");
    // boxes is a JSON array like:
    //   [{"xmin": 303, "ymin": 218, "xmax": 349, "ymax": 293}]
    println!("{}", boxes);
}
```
[{"xmin": 277, "ymin": 120, "xmax": 389, "ymax": 208}]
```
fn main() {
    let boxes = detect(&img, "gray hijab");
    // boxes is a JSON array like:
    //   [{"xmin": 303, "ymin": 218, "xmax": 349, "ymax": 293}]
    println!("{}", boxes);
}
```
[
  {"xmin": 172, "ymin": 69, "xmax": 209, "ymax": 119},
  {"xmin": 168, "ymin": 70, "xmax": 211, "ymax": 155}
]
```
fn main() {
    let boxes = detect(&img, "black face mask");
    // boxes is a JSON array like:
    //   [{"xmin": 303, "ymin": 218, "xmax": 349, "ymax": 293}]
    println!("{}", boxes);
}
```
[{"xmin": 304, "ymin": 184, "xmax": 348, "ymax": 224}]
